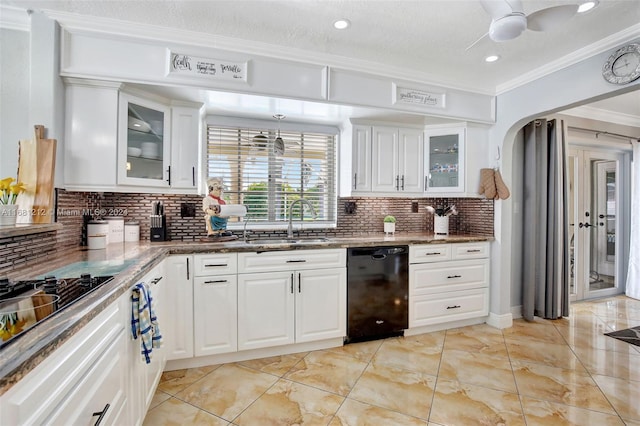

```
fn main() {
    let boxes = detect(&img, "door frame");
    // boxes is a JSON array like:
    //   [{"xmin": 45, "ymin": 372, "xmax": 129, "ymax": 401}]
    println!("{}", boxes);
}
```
[{"xmin": 568, "ymin": 144, "xmax": 631, "ymax": 301}]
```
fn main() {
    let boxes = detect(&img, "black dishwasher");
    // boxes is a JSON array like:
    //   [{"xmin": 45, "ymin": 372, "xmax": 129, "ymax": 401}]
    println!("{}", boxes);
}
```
[{"xmin": 346, "ymin": 246, "xmax": 409, "ymax": 343}]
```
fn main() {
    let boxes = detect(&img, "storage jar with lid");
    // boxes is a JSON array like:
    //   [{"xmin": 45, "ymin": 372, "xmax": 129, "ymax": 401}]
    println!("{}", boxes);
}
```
[
  {"xmin": 104, "ymin": 216, "xmax": 124, "ymax": 243},
  {"xmin": 125, "ymin": 221, "xmax": 140, "ymax": 242},
  {"xmin": 87, "ymin": 220, "xmax": 109, "ymax": 244}
]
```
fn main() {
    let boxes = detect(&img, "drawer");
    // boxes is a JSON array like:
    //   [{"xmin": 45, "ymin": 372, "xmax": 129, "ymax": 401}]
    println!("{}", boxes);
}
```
[
  {"xmin": 410, "ymin": 259, "xmax": 489, "ymax": 295},
  {"xmin": 410, "ymin": 288, "xmax": 488, "ymax": 328},
  {"xmin": 48, "ymin": 329, "xmax": 128, "ymax": 425},
  {"xmin": 409, "ymin": 244, "xmax": 451, "ymax": 263},
  {"xmin": 238, "ymin": 249, "xmax": 346, "ymax": 273},
  {"xmin": 451, "ymin": 242, "xmax": 489, "ymax": 260},
  {"xmin": 0, "ymin": 302, "xmax": 124, "ymax": 425},
  {"xmin": 194, "ymin": 253, "xmax": 238, "ymax": 276}
]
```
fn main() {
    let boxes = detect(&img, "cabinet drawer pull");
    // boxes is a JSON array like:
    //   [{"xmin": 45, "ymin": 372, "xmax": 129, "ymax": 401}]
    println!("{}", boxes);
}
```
[
  {"xmin": 425, "ymin": 252, "xmax": 442, "ymax": 256},
  {"xmin": 447, "ymin": 275, "xmax": 462, "ymax": 279},
  {"xmin": 446, "ymin": 305, "xmax": 461, "ymax": 310},
  {"xmin": 375, "ymin": 320, "xmax": 384, "ymax": 324},
  {"xmin": 205, "ymin": 263, "xmax": 228, "ymax": 267},
  {"xmin": 151, "ymin": 276, "xmax": 163, "ymax": 285},
  {"xmin": 286, "ymin": 259, "xmax": 307, "ymax": 263},
  {"xmin": 204, "ymin": 279, "xmax": 228, "ymax": 284},
  {"xmin": 466, "ymin": 249, "xmax": 481, "ymax": 253},
  {"xmin": 92, "ymin": 403, "xmax": 110, "ymax": 426}
]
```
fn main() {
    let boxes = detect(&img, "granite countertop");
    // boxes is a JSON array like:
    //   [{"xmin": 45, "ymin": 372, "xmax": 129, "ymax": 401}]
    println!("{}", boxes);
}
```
[{"xmin": 0, "ymin": 232, "xmax": 492, "ymax": 395}]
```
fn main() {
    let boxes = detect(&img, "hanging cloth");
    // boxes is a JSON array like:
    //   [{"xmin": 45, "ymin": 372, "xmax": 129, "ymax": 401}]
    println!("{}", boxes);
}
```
[
  {"xmin": 626, "ymin": 140, "xmax": 640, "ymax": 300},
  {"xmin": 521, "ymin": 119, "xmax": 569, "ymax": 320}
]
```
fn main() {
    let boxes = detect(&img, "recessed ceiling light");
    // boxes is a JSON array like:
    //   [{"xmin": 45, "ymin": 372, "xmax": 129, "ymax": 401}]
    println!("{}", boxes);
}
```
[
  {"xmin": 485, "ymin": 55, "xmax": 500, "ymax": 63},
  {"xmin": 333, "ymin": 19, "xmax": 351, "ymax": 30},
  {"xmin": 578, "ymin": 0, "xmax": 598, "ymax": 13}
]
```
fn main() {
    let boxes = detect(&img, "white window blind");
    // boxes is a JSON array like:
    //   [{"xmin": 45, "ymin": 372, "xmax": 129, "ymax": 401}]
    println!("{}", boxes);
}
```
[{"xmin": 206, "ymin": 125, "xmax": 337, "ymax": 226}]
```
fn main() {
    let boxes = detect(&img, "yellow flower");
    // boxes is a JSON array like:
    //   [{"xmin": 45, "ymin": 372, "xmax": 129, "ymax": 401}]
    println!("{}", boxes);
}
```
[
  {"xmin": 0, "ymin": 177, "xmax": 14, "ymax": 191},
  {"xmin": 1, "ymin": 177, "xmax": 24, "ymax": 205}
]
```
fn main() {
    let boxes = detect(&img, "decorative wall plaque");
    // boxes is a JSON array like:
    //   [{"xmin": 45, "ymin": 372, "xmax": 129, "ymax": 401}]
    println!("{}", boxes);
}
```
[
  {"xmin": 393, "ymin": 84, "xmax": 445, "ymax": 108},
  {"xmin": 168, "ymin": 51, "xmax": 247, "ymax": 82}
]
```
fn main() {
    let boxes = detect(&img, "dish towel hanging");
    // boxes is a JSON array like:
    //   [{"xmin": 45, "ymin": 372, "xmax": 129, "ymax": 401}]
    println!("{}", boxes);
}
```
[
  {"xmin": 478, "ymin": 168, "xmax": 510, "ymax": 200},
  {"xmin": 131, "ymin": 282, "xmax": 162, "ymax": 364}
]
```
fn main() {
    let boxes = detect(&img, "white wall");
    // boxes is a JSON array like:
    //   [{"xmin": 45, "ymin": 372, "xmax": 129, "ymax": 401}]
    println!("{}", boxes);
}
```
[
  {"xmin": 0, "ymin": 28, "xmax": 30, "ymax": 178},
  {"xmin": 490, "ymin": 38, "xmax": 640, "ymax": 319}
]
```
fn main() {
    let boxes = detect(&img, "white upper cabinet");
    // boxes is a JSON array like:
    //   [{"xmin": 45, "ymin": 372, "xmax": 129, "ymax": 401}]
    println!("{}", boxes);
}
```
[
  {"xmin": 371, "ymin": 126, "xmax": 424, "ymax": 194},
  {"xmin": 63, "ymin": 79, "xmax": 201, "ymax": 193},
  {"xmin": 351, "ymin": 125, "xmax": 372, "ymax": 192},
  {"xmin": 118, "ymin": 93, "xmax": 171, "ymax": 188},
  {"xmin": 424, "ymin": 127, "xmax": 465, "ymax": 193}
]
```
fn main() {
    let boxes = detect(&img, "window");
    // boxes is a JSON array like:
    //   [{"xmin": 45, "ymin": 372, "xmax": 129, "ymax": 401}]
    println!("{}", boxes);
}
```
[{"xmin": 206, "ymin": 121, "xmax": 337, "ymax": 227}]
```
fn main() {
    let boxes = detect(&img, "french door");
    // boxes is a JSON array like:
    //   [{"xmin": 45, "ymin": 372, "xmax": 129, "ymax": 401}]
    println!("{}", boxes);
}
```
[{"xmin": 568, "ymin": 148, "xmax": 628, "ymax": 301}]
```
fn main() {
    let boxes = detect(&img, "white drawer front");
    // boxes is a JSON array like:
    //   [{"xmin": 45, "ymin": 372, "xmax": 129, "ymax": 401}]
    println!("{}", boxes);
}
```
[
  {"xmin": 410, "ymin": 259, "xmax": 489, "ymax": 294},
  {"xmin": 238, "ymin": 249, "xmax": 346, "ymax": 273},
  {"xmin": 451, "ymin": 242, "xmax": 489, "ymax": 260},
  {"xmin": 409, "ymin": 244, "xmax": 451, "ymax": 263},
  {"xmin": 410, "ymin": 288, "xmax": 488, "ymax": 327},
  {"xmin": 194, "ymin": 253, "xmax": 238, "ymax": 276}
]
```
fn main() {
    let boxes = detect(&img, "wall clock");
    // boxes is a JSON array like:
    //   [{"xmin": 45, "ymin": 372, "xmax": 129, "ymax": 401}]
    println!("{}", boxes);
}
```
[{"xmin": 602, "ymin": 43, "xmax": 640, "ymax": 85}]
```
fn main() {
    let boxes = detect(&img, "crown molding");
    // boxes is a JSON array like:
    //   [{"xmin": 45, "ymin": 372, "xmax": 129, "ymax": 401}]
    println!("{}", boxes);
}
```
[
  {"xmin": 496, "ymin": 24, "xmax": 640, "ymax": 95},
  {"xmin": 562, "ymin": 105, "xmax": 640, "ymax": 128},
  {"xmin": 0, "ymin": 5, "xmax": 30, "ymax": 31}
]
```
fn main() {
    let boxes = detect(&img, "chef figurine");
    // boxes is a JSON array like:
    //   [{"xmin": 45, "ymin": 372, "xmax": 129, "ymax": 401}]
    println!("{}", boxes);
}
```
[{"xmin": 203, "ymin": 177, "xmax": 233, "ymax": 238}]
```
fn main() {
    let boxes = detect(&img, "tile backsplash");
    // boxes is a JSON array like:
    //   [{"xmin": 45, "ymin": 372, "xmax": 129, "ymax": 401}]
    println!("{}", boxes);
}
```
[{"xmin": 0, "ymin": 190, "xmax": 493, "ymax": 275}]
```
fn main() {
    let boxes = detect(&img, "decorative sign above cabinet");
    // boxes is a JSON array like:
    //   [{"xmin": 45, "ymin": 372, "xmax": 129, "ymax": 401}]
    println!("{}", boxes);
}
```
[
  {"xmin": 167, "ymin": 50, "xmax": 248, "ymax": 82},
  {"xmin": 393, "ymin": 84, "xmax": 445, "ymax": 108}
]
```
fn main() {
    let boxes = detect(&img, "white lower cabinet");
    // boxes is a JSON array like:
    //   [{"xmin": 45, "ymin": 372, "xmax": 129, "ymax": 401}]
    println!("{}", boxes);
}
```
[
  {"xmin": 163, "ymin": 255, "xmax": 195, "ymax": 360},
  {"xmin": 237, "ymin": 249, "xmax": 347, "ymax": 351},
  {"xmin": 409, "ymin": 242, "xmax": 490, "ymax": 328},
  {"xmin": 194, "ymin": 274, "xmax": 238, "ymax": 356},
  {"xmin": 0, "ymin": 298, "xmax": 128, "ymax": 426},
  {"xmin": 129, "ymin": 262, "xmax": 167, "ymax": 425}
]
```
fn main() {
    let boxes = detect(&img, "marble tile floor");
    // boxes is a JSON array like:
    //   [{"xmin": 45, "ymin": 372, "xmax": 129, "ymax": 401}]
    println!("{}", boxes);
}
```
[{"xmin": 144, "ymin": 295, "xmax": 640, "ymax": 425}]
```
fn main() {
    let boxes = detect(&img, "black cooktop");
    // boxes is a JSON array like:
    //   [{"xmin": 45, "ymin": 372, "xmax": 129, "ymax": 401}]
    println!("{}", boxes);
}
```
[{"xmin": 0, "ymin": 274, "xmax": 114, "ymax": 348}]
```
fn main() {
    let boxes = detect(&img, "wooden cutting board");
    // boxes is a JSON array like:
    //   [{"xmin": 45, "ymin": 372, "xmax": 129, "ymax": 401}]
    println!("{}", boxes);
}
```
[{"xmin": 17, "ymin": 125, "xmax": 57, "ymax": 224}]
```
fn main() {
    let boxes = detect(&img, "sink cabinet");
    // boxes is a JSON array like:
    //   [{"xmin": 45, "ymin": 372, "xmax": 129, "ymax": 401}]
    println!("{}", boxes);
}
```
[{"xmin": 237, "ymin": 249, "xmax": 346, "ymax": 351}]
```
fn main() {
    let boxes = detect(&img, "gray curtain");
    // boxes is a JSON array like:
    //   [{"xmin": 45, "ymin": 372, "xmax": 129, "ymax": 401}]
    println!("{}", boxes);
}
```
[{"xmin": 522, "ymin": 119, "xmax": 569, "ymax": 320}]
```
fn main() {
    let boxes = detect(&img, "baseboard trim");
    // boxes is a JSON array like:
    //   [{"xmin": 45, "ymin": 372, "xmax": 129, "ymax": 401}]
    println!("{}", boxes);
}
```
[
  {"xmin": 404, "ymin": 317, "xmax": 487, "ymax": 336},
  {"xmin": 487, "ymin": 311, "xmax": 513, "ymax": 329},
  {"xmin": 164, "ymin": 337, "xmax": 344, "ymax": 371}
]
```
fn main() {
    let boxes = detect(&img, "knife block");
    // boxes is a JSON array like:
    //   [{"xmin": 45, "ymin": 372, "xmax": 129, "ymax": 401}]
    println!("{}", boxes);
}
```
[{"xmin": 150, "ymin": 215, "xmax": 168, "ymax": 242}]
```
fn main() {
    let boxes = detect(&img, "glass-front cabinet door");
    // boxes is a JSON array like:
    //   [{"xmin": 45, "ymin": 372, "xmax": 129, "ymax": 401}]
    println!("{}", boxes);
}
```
[
  {"xmin": 118, "ymin": 93, "xmax": 170, "ymax": 187},
  {"xmin": 424, "ymin": 127, "xmax": 465, "ymax": 193}
]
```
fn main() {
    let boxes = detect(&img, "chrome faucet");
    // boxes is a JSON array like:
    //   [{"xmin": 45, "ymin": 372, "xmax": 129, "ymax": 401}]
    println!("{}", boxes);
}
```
[{"xmin": 288, "ymin": 198, "xmax": 317, "ymax": 238}]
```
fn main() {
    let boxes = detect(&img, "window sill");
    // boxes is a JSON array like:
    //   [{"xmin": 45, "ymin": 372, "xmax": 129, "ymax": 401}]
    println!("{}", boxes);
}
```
[{"xmin": 0, "ymin": 222, "xmax": 63, "ymax": 239}]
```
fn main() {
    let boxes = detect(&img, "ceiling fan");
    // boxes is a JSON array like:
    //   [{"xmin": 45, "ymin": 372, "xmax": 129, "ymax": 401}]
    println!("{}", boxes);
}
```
[{"xmin": 467, "ymin": 0, "xmax": 579, "ymax": 50}]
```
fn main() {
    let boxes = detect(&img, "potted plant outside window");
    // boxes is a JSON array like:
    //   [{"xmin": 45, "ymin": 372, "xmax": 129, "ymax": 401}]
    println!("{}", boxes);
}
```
[{"xmin": 383, "ymin": 215, "xmax": 396, "ymax": 235}]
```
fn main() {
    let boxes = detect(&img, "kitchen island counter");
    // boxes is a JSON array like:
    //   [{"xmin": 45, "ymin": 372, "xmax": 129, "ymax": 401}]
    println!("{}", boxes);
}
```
[{"xmin": 0, "ymin": 232, "xmax": 492, "ymax": 394}]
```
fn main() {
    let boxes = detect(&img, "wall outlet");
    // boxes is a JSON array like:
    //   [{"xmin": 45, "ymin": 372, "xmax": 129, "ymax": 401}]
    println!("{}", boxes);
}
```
[
  {"xmin": 344, "ymin": 201, "xmax": 357, "ymax": 215},
  {"xmin": 181, "ymin": 203, "xmax": 196, "ymax": 218},
  {"xmin": 411, "ymin": 201, "xmax": 419, "ymax": 213}
]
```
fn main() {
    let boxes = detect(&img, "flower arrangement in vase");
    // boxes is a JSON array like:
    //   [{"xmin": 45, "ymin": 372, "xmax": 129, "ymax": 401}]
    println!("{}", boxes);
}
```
[
  {"xmin": 383, "ymin": 215, "xmax": 396, "ymax": 235},
  {"xmin": 0, "ymin": 177, "xmax": 26, "ymax": 226}
]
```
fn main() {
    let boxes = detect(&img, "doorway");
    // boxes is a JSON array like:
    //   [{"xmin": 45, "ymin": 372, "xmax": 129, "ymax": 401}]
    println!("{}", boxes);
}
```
[{"xmin": 568, "ymin": 148, "xmax": 628, "ymax": 301}]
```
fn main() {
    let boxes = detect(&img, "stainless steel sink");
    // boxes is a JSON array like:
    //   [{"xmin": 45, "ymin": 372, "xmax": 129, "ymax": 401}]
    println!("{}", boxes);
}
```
[{"xmin": 245, "ymin": 237, "xmax": 332, "ymax": 245}]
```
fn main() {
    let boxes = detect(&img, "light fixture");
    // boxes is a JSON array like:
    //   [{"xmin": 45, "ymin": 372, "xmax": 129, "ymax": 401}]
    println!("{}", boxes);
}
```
[
  {"xmin": 577, "ymin": 0, "xmax": 598, "ymax": 13},
  {"xmin": 333, "ymin": 19, "xmax": 351, "ymax": 30},
  {"xmin": 485, "ymin": 55, "xmax": 500, "ymax": 63}
]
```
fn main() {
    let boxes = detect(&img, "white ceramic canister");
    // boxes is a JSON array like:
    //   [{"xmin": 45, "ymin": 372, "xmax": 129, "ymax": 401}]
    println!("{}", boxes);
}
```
[
  {"xmin": 87, "ymin": 220, "xmax": 109, "ymax": 244},
  {"xmin": 124, "ymin": 221, "xmax": 140, "ymax": 242},
  {"xmin": 104, "ymin": 216, "xmax": 124, "ymax": 243},
  {"xmin": 434, "ymin": 215, "xmax": 449, "ymax": 235},
  {"xmin": 87, "ymin": 234, "xmax": 107, "ymax": 250}
]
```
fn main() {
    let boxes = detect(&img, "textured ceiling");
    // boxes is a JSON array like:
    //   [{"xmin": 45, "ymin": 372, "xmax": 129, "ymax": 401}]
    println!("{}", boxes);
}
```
[{"xmin": 7, "ymin": 0, "xmax": 640, "ymax": 93}]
